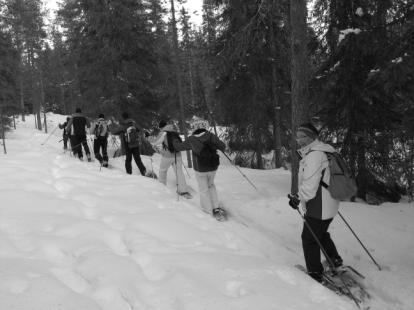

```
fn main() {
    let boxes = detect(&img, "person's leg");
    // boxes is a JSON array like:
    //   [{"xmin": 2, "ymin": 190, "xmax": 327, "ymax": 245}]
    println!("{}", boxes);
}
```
[
  {"xmin": 69, "ymin": 136, "xmax": 76, "ymax": 156},
  {"xmin": 172, "ymin": 156, "xmax": 188, "ymax": 193},
  {"xmin": 131, "ymin": 147, "xmax": 146, "ymax": 176},
  {"xmin": 63, "ymin": 135, "xmax": 68, "ymax": 149},
  {"xmin": 206, "ymin": 170, "xmax": 219, "ymax": 209},
  {"xmin": 73, "ymin": 135, "xmax": 82, "ymax": 158},
  {"xmin": 124, "ymin": 146, "xmax": 133, "ymax": 174},
  {"xmin": 94, "ymin": 139, "xmax": 103, "ymax": 164},
  {"xmin": 158, "ymin": 156, "xmax": 173, "ymax": 185},
  {"xmin": 102, "ymin": 139, "xmax": 108, "ymax": 163},
  {"xmin": 301, "ymin": 216, "xmax": 329, "ymax": 276},
  {"xmin": 195, "ymin": 171, "xmax": 213, "ymax": 213},
  {"xmin": 80, "ymin": 135, "xmax": 90, "ymax": 155},
  {"xmin": 320, "ymin": 218, "xmax": 342, "ymax": 265}
]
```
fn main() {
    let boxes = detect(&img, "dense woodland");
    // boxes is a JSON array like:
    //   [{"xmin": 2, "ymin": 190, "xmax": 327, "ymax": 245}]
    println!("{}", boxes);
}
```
[{"xmin": 0, "ymin": 0, "xmax": 413, "ymax": 204}]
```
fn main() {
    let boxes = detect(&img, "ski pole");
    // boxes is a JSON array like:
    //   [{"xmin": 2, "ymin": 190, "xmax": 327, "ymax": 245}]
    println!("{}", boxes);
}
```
[
  {"xmin": 149, "ymin": 154, "xmax": 156, "ymax": 180},
  {"xmin": 221, "ymin": 150, "xmax": 258, "ymax": 190},
  {"xmin": 175, "ymin": 151, "xmax": 179, "ymax": 202},
  {"xmin": 61, "ymin": 138, "xmax": 94, "ymax": 155},
  {"xmin": 338, "ymin": 211, "xmax": 381, "ymax": 270},
  {"xmin": 41, "ymin": 126, "xmax": 59, "ymax": 145},
  {"xmin": 296, "ymin": 208, "xmax": 361, "ymax": 309},
  {"xmin": 182, "ymin": 161, "xmax": 191, "ymax": 179}
]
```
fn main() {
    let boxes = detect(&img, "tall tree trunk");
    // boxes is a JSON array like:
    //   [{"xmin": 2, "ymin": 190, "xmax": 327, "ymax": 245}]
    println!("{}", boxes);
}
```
[
  {"xmin": 61, "ymin": 76, "xmax": 66, "ymax": 115},
  {"xmin": 170, "ymin": 0, "xmax": 192, "ymax": 168},
  {"xmin": 1, "ymin": 112, "xmax": 6, "ymax": 154},
  {"xmin": 29, "ymin": 47, "xmax": 42, "ymax": 131},
  {"xmin": 20, "ymin": 70, "xmax": 25, "ymax": 122},
  {"xmin": 290, "ymin": 0, "xmax": 309, "ymax": 194},
  {"xmin": 268, "ymin": 18, "xmax": 282, "ymax": 168},
  {"xmin": 356, "ymin": 134, "xmax": 367, "ymax": 201},
  {"xmin": 39, "ymin": 69, "xmax": 47, "ymax": 133}
]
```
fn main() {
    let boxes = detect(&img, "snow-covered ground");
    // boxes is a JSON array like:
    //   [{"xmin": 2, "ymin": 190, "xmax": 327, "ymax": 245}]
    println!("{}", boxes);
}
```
[{"xmin": 0, "ymin": 114, "xmax": 413, "ymax": 310}]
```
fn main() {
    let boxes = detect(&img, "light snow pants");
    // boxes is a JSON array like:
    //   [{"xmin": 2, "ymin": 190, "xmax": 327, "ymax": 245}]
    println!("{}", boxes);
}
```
[
  {"xmin": 159, "ymin": 156, "xmax": 188, "ymax": 193},
  {"xmin": 194, "ymin": 170, "xmax": 220, "ymax": 213}
]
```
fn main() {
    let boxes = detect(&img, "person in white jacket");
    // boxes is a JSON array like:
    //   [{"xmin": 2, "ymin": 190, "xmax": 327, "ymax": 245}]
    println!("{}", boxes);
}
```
[
  {"xmin": 146, "ymin": 121, "xmax": 192, "ymax": 199},
  {"xmin": 288, "ymin": 123, "xmax": 343, "ymax": 283}
]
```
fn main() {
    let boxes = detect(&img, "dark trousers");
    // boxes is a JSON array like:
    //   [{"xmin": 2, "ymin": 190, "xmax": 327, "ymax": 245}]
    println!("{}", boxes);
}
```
[
  {"xmin": 125, "ymin": 146, "xmax": 146, "ymax": 175},
  {"xmin": 94, "ymin": 138, "xmax": 108, "ymax": 164},
  {"xmin": 301, "ymin": 216, "xmax": 340, "ymax": 273},
  {"xmin": 63, "ymin": 134, "xmax": 68, "ymax": 148},
  {"xmin": 73, "ymin": 135, "xmax": 90, "ymax": 159},
  {"xmin": 69, "ymin": 135, "xmax": 76, "ymax": 156}
]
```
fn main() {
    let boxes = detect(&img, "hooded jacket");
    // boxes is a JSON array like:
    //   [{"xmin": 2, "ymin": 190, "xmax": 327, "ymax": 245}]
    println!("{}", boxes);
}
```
[
  {"xmin": 297, "ymin": 139, "xmax": 340, "ymax": 220},
  {"xmin": 65, "ymin": 113, "xmax": 91, "ymax": 136},
  {"xmin": 173, "ymin": 129, "xmax": 226, "ymax": 172},
  {"xmin": 90, "ymin": 118, "xmax": 109, "ymax": 139},
  {"xmin": 147, "ymin": 124, "xmax": 181, "ymax": 158},
  {"xmin": 109, "ymin": 118, "xmax": 141, "ymax": 149}
]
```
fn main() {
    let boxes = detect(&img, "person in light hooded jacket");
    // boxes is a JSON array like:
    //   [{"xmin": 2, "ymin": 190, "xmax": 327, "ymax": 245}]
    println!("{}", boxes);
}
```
[
  {"xmin": 288, "ymin": 123, "xmax": 343, "ymax": 283},
  {"xmin": 146, "ymin": 121, "xmax": 191, "ymax": 198}
]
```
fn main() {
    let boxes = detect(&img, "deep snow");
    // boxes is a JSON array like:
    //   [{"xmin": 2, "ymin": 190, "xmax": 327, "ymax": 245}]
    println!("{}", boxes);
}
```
[{"xmin": 0, "ymin": 114, "xmax": 413, "ymax": 310}]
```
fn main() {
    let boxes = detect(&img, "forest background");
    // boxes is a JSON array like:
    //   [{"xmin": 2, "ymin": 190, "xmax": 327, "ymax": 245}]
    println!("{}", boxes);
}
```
[{"xmin": 0, "ymin": 0, "xmax": 413, "ymax": 205}]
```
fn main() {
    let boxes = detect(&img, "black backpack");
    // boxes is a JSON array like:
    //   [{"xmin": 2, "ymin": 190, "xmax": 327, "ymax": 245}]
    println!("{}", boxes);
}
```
[
  {"xmin": 197, "ymin": 135, "xmax": 220, "ymax": 167},
  {"xmin": 163, "ymin": 131, "xmax": 182, "ymax": 153},
  {"xmin": 125, "ymin": 124, "xmax": 139, "ymax": 144}
]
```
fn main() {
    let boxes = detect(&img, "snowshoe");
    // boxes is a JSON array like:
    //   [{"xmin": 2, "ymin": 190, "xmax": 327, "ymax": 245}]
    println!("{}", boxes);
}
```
[
  {"xmin": 295, "ymin": 265, "xmax": 343, "ymax": 295},
  {"xmin": 212, "ymin": 207, "xmax": 227, "ymax": 222},
  {"xmin": 145, "ymin": 171, "xmax": 158, "ymax": 179},
  {"xmin": 178, "ymin": 192, "xmax": 193, "ymax": 199}
]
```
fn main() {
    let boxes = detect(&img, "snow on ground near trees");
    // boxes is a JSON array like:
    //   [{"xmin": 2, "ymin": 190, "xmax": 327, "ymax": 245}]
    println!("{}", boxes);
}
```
[{"xmin": 0, "ymin": 114, "xmax": 413, "ymax": 310}]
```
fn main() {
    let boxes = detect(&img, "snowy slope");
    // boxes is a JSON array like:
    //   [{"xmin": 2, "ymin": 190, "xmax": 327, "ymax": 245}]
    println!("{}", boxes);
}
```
[{"xmin": 0, "ymin": 114, "xmax": 413, "ymax": 310}]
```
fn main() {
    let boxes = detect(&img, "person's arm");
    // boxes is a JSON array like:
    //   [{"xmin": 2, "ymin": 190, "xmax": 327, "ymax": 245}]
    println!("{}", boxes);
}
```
[
  {"xmin": 147, "ymin": 132, "xmax": 166, "ymax": 146},
  {"xmin": 89, "ymin": 123, "xmax": 96, "ymax": 135},
  {"xmin": 132, "ymin": 122, "xmax": 141, "ymax": 133},
  {"xmin": 65, "ymin": 119, "xmax": 73, "ymax": 133},
  {"xmin": 173, "ymin": 136, "xmax": 194, "ymax": 152},
  {"xmin": 298, "ymin": 151, "xmax": 327, "ymax": 202},
  {"xmin": 212, "ymin": 134, "xmax": 226, "ymax": 152},
  {"xmin": 109, "ymin": 123, "xmax": 124, "ymax": 135},
  {"xmin": 86, "ymin": 118, "xmax": 91, "ymax": 128},
  {"xmin": 58, "ymin": 122, "xmax": 66, "ymax": 130}
]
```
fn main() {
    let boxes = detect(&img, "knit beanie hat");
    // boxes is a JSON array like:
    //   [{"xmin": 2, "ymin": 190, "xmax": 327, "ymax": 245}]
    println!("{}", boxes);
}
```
[
  {"xmin": 159, "ymin": 120, "xmax": 167, "ymax": 129},
  {"xmin": 297, "ymin": 123, "xmax": 318, "ymax": 140}
]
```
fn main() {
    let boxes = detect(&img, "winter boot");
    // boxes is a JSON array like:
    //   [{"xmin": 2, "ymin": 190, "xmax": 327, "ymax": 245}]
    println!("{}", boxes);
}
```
[
  {"xmin": 178, "ymin": 192, "xmax": 193, "ymax": 199},
  {"xmin": 86, "ymin": 154, "xmax": 92, "ymax": 162},
  {"xmin": 307, "ymin": 270, "xmax": 324, "ymax": 283},
  {"xmin": 102, "ymin": 161, "xmax": 109, "ymax": 168}
]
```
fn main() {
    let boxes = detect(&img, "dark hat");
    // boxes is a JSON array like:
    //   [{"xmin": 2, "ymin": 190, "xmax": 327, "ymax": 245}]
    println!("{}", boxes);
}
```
[
  {"xmin": 66, "ymin": 117, "xmax": 70, "ymax": 121},
  {"xmin": 159, "ymin": 120, "xmax": 167, "ymax": 128},
  {"xmin": 75, "ymin": 108, "xmax": 81, "ymax": 113},
  {"xmin": 297, "ymin": 123, "xmax": 319, "ymax": 140},
  {"xmin": 121, "ymin": 111, "xmax": 129, "ymax": 119},
  {"xmin": 99, "ymin": 113, "xmax": 104, "ymax": 118}
]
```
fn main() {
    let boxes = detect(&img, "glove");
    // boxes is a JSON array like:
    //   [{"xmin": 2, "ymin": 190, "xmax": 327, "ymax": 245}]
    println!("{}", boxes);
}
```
[
  {"xmin": 107, "ymin": 119, "xmax": 112, "ymax": 125},
  {"xmin": 144, "ymin": 131, "xmax": 150, "ymax": 138},
  {"xmin": 288, "ymin": 194, "xmax": 300, "ymax": 210}
]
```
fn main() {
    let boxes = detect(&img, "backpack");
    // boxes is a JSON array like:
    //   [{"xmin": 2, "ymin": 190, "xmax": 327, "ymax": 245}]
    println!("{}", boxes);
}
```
[
  {"xmin": 320, "ymin": 152, "xmax": 358, "ymax": 200},
  {"xmin": 163, "ymin": 131, "xmax": 182, "ymax": 153},
  {"xmin": 94, "ymin": 122, "xmax": 108, "ymax": 140},
  {"xmin": 197, "ymin": 134, "xmax": 220, "ymax": 167},
  {"xmin": 125, "ymin": 125, "xmax": 139, "ymax": 144}
]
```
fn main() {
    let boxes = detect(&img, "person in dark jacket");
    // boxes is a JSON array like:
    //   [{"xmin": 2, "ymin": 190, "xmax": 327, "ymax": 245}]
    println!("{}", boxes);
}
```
[
  {"xmin": 173, "ymin": 126, "xmax": 226, "ymax": 214},
  {"xmin": 58, "ymin": 117, "xmax": 71, "ymax": 150},
  {"xmin": 109, "ymin": 111, "xmax": 147, "ymax": 176},
  {"xmin": 90, "ymin": 113, "xmax": 109, "ymax": 168},
  {"xmin": 66, "ymin": 108, "xmax": 92, "ymax": 162}
]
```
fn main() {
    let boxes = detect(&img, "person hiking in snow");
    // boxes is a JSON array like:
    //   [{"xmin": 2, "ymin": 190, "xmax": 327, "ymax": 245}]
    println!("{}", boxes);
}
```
[
  {"xmin": 66, "ymin": 108, "xmax": 92, "ymax": 162},
  {"xmin": 108, "ymin": 111, "xmax": 147, "ymax": 176},
  {"xmin": 173, "ymin": 125, "xmax": 226, "ymax": 215},
  {"xmin": 90, "ymin": 113, "xmax": 109, "ymax": 168},
  {"xmin": 58, "ymin": 117, "xmax": 71, "ymax": 150},
  {"xmin": 145, "ymin": 121, "xmax": 191, "ymax": 198},
  {"xmin": 288, "ymin": 123, "xmax": 343, "ymax": 283}
]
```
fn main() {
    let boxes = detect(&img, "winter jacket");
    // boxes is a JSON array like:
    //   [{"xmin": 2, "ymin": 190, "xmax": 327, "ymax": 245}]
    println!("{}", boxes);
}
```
[
  {"xmin": 297, "ymin": 139, "xmax": 340, "ymax": 220},
  {"xmin": 109, "ymin": 118, "xmax": 141, "ymax": 149},
  {"xmin": 173, "ymin": 129, "xmax": 226, "ymax": 173},
  {"xmin": 90, "ymin": 118, "xmax": 109, "ymax": 139},
  {"xmin": 59, "ymin": 122, "xmax": 68, "ymax": 136},
  {"xmin": 65, "ymin": 113, "xmax": 91, "ymax": 136},
  {"xmin": 147, "ymin": 124, "xmax": 181, "ymax": 158}
]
